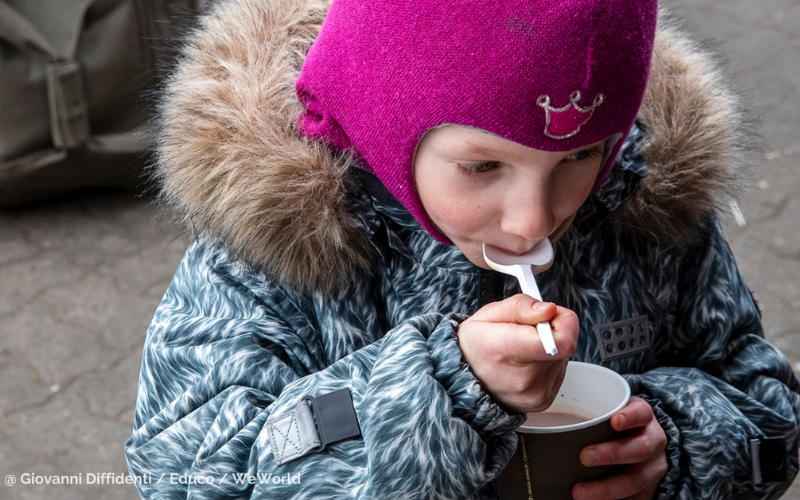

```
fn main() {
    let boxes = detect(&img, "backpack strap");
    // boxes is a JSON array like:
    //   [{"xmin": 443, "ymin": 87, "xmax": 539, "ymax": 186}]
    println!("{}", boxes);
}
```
[
  {"xmin": 0, "ymin": 1, "xmax": 61, "ymax": 60},
  {"xmin": 0, "ymin": 0, "xmax": 152, "ymax": 175}
]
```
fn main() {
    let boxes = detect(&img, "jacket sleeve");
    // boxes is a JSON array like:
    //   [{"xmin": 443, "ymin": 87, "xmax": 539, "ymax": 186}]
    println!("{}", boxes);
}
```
[
  {"xmin": 624, "ymin": 215, "xmax": 800, "ymax": 500},
  {"xmin": 124, "ymin": 240, "xmax": 524, "ymax": 500}
]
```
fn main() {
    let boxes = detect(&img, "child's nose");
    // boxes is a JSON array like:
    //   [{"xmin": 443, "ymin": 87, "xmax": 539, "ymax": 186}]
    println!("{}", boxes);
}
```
[{"xmin": 499, "ymin": 189, "xmax": 556, "ymax": 241}]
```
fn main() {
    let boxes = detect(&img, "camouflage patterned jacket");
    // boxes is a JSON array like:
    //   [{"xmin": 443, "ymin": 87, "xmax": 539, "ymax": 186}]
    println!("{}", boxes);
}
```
[{"xmin": 125, "ymin": 0, "xmax": 800, "ymax": 498}]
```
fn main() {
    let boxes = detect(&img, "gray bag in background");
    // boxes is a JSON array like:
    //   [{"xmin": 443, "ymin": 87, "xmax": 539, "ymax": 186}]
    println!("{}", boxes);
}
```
[{"xmin": 0, "ymin": 0, "xmax": 208, "ymax": 206}]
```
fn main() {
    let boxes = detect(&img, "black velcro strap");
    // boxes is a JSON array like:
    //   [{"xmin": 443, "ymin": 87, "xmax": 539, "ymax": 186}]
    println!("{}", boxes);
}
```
[
  {"xmin": 305, "ymin": 388, "xmax": 361, "ymax": 451},
  {"xmin": 751, "ymin": 436, "xmax": 790, "ymax": 485}
]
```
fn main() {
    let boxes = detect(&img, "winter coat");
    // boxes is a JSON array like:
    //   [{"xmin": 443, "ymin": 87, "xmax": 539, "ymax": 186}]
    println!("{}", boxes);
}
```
[{"xmin": 125, "ymin": 0, "xmax": 800, "ymax": 498}]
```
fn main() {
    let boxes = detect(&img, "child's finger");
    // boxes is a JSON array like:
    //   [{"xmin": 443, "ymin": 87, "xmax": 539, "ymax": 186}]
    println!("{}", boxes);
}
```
[
  {"xmin": 496, "ymin": 322, "xmax": 574, "ymax": 363},
  {"xmin": 580, "ymin": 429, "xmax": 647, "ymax": 467},
  {"xmin": 611, "ymin": 397, "xmax": 654, "ymax": 431},
  {"xmin": 572, "ymin": 461, "xmax": 656, "ymax": 500},
  {"xmin": 548, "ymin": 305, "xmax": 580, "ymax": 350},
  {"xmin": 471, "ymin": 294, "xmax": 557, "ymax": 326},
  {"xmin": 580, "ymin": 418, "xmax": 666, "ymax": 467}
]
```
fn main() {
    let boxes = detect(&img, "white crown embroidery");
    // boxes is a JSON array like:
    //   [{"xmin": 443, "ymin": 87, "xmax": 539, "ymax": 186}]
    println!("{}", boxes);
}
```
[{"xmin": 537, "ymin": 91, "xmax": 604, "ymax": 140}]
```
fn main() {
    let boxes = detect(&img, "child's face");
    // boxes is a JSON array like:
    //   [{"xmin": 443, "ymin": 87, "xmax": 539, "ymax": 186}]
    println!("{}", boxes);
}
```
[{"xmin": 414, "ymin": 125, "xmax": 605, "ymax": 269}]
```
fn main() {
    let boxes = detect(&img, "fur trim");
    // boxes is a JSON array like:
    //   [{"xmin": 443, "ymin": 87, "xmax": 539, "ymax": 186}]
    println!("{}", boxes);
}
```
[
  {"xmin": 619, "ymin": 11, "xmax": 750, "ymax": 243},
  {"xmin": 155, "ymin": 0, "xmax": 750, "ymax": 294},
  {"xmin": 154, "ymin": 0, "xmax": 373, "ymax": 295}
]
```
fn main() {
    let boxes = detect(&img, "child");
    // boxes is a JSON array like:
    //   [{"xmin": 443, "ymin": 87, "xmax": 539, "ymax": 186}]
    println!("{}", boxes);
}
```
[{"xmin": 126, "ymin": 0, "xmax": 800, "ymax": 498}]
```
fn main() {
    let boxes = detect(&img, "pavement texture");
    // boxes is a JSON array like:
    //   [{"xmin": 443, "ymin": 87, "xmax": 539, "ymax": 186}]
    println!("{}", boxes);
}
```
[{"xmin": 0, "ymin": 0, "xmax": 798, "ymax": 499}]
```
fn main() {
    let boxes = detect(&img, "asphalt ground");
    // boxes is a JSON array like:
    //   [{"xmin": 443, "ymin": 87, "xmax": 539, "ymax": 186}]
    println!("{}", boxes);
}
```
[{"xmin": 1, "ymin": 0, "xmax": 798, "ymax": 498}]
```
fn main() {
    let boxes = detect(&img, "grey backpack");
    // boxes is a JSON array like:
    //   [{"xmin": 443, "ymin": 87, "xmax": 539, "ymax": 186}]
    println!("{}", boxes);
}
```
[{"xmin": 0, "ymin": 0, "xmax": 207, "ymax": 205}]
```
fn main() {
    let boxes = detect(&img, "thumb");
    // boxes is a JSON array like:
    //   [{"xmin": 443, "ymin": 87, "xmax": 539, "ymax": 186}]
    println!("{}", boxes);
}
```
[{"xmin": 471, "ymin": 294, "xmax": 557, "ymax": 326}]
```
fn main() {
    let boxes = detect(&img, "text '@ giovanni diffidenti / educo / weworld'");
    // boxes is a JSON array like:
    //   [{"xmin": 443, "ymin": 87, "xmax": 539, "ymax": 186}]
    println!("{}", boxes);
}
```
[{"xmin": 6, "ymin": 472, "xmax": 301, "ymax": 487}]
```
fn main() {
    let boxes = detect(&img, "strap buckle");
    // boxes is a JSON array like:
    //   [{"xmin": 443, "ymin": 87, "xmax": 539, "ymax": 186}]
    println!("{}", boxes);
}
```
[{"xmin": 46, "ymin": 60, "xmax": 90, "ymax": 149}]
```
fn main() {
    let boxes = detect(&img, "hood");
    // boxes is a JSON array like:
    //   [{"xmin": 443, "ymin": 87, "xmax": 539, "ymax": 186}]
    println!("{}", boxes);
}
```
[{"xmin": 154, "ymin": 0, "xmax": 750, "ymax": 296}]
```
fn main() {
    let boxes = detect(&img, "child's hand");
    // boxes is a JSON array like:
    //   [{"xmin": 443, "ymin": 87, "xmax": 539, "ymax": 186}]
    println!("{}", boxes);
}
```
[
  {"xmin": 457, "ymin": 295, "xmax": 579, "ymax": 414},
  {"xmin": 572, "ymin": 397, "xmax": 668, "ymax": 500}
]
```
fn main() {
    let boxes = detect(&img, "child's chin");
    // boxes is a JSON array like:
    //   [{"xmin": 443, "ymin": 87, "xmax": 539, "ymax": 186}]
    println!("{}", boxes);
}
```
[{"xmin": 467, "ymin": 254, "xmax": 493, "ymax": 270}]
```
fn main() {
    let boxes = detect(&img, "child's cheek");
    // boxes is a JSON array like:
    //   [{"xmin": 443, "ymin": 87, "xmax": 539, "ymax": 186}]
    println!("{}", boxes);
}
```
[
  {"xmin": 553, "ymin": 168, "xmax": 596, "ymax": 215},
  {"xmin": 425, "ymin": 192, "xmax": 490, "ymax": 240}
]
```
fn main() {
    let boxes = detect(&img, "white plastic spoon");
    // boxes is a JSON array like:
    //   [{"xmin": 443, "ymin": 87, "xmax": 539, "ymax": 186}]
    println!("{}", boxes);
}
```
[{"xmin": 482, "ymin": 240, "xmax": 557, "ymax": 355}]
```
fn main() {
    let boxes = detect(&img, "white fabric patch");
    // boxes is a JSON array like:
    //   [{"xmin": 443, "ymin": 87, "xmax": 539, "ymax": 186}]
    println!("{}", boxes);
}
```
[{"xmin": 266, "ymin": 400, "xmax": 321, "ymax": 465}]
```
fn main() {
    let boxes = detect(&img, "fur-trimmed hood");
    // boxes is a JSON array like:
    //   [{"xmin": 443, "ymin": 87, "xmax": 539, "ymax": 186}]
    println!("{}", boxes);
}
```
[{"xmin": 154, "ymin": 0, "xmax": 749, "ymax": 295}]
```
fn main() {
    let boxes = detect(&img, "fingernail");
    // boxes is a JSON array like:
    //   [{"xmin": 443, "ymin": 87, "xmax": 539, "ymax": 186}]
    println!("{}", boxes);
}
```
[
  {"xmin": 617, "ymin": 413, "xmax": 626, "ymax": 428},
  {"xmin": 585, "ymin": 449, "xmax": 598, "ymax": 466},
  {"xmin": 533, "ymin": 302, "xmax": 550, "ymax": 312}
]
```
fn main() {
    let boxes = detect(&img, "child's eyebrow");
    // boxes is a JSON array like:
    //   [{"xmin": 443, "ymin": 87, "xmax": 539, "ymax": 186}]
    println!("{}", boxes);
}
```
[
  {"xmin": 449, "ymin": 142, "xmax": 515, "ymax": 162},
  {"xmin": 450, "ymin": 140, "xmax": 604, "ymax": 161}
]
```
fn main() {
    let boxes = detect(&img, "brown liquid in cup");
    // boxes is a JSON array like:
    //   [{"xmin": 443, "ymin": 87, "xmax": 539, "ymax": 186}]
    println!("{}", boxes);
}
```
[{"xmin": 524, "ymin": 411, "xmax": 590, "ymax": 427}]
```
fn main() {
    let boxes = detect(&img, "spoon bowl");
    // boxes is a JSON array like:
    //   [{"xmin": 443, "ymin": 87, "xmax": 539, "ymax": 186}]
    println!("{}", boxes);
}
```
[{"xmin": 482, "ymin": 241, "xmax": 554, "ymax": 274}]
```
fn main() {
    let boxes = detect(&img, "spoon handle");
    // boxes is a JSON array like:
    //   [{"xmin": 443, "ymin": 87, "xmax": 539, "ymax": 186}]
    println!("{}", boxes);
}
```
[{"xmin": 519, "ymin": 265, "xmax": 558, "ymax": 356}]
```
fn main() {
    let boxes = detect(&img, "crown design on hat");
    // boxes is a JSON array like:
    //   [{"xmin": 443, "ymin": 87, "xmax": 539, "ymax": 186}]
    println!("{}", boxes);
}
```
[{"xmin": 537, "ymin": 91, "xmax": 605, "ymax": 140}]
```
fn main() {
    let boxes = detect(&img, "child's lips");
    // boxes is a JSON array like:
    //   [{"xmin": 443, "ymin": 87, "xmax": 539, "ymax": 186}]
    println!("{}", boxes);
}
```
[
  {"xmin": 496, "ymin": 246, "xmax": 529, "ymax": 256},
  {"xmin": 492, "ymin": 240, "xmax": 544, "ymax": 257}
]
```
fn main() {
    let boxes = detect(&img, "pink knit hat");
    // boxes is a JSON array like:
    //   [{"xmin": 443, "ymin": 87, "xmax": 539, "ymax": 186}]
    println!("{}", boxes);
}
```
[{"xmin": 296, "ymin": 0, "xmax": 658, "ymax": 243}]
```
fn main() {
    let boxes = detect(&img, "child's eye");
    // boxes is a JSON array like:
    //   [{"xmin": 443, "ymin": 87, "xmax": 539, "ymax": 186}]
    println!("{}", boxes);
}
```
[
  {"xmin": 564, "ymin": 146, "xmax": 604, "ymax": 163},
  {"xmin": 456, "ymin": 161, "xmax": 500, "ymax": 175}
]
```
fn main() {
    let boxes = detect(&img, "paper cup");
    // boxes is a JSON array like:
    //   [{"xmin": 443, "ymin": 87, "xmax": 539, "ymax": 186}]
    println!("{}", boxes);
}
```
[{"xmin": 496, "ymin": 362, "xmax": 631, "ymax": 500}]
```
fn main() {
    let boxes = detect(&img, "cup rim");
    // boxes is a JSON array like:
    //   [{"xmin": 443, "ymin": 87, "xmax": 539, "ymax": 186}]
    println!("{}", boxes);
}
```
[{"xmin": 517, "ymin": 361, "xmax": 631, "ymax": 434}]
